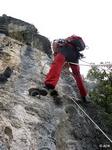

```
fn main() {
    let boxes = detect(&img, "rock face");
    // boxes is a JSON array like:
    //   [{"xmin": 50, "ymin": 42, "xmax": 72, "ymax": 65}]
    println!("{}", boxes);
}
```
[
  {"xmin": 0, "ymin": 16, "xmax": 52, "ymax": 57},
  {"xmin": 0, "ymin": 17, "xmax": 111, "ymax": 150}
]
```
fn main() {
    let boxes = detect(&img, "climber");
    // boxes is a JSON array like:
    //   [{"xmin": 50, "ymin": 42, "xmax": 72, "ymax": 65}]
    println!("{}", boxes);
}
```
[{"xmin": 29, "ymin": 36, "xmax": 87, "ymax": 102}]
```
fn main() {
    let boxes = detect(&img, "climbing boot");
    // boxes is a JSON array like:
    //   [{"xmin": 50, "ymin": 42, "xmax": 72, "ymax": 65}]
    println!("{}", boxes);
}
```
[
  {"xmin": 38, "ymin": 86, "xmax": 49, "ymax": 96},
  {"xmin": 29, "ymin": 86, "xmax": 49, "ymax": 96},
  {"xmin": 81, "ymin": 96, "xmax": 87, "ymax": 102}
]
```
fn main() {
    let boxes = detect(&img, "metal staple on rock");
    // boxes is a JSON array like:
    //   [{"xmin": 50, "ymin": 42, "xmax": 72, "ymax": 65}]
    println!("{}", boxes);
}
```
[
  {"xmin": 67, "ymin": 95, "xmax": 112, "ymax": 144},
  {"xmin": 30, "ymin": 89, "xmax": 41, "ymax": 99},
  {"xmin": 39, "ymin": 146, "xmax": 51, "ymax": 150}
]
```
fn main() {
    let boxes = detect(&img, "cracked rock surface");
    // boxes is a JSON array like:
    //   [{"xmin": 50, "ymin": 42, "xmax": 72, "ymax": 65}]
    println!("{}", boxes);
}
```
[{"xmin": 0, "ymin": 16, "xmax": 111, "ymax": 150}]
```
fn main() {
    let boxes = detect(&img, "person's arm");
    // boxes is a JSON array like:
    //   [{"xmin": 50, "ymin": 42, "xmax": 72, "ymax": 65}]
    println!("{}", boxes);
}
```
[
  {"xmin": 52, "ymin": 40, "xmax": 58, "ymax": 52},
  {"xmin": 52, "ymin": 40, "xmax": 58, "ymax": 56}
]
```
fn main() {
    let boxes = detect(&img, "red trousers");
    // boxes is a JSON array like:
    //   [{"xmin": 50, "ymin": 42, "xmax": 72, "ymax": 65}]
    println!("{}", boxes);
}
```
[{"xmin": 44, "ymin": 53, "xmax": 87, "ymax": 97}]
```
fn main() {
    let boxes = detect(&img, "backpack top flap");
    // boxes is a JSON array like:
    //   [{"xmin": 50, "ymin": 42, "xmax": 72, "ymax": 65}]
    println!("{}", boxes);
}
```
[{"xmin": 67, "ymin": 35, "xmax": 86, "ymax": 51}]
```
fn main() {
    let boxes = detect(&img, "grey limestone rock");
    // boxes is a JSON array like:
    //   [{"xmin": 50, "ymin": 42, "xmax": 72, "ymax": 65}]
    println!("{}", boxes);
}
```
[{"xmin": 0, "ymin": 17, "xmax": 111, "ymax": 150}]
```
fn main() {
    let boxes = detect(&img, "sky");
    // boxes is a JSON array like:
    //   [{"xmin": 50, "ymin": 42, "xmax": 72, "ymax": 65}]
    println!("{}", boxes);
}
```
[{"xmin": 0, "ymin": 0, "xmax": 112, "ymax": 76}]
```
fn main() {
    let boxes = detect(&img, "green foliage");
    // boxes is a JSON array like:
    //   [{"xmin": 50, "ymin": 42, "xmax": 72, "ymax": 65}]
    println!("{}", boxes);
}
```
[
  {"xmin": 85, "ymin": 62, "xmax": 112, "ymax": 130},
  {"xmin": 2, "ymin": 14, "xmax": 7, "ymax": 17}
]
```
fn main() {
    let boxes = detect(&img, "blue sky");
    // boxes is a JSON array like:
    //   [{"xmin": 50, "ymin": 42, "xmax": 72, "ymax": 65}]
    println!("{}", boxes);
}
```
[{"xmin": 0, "ymin": 0, "xmax": 112, "ymax": 75}]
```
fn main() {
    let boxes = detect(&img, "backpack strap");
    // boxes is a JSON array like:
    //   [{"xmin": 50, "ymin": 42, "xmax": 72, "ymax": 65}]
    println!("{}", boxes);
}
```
[{"xmin": 61, "ymin": 42, "xmax": 75, "ymax": 48}]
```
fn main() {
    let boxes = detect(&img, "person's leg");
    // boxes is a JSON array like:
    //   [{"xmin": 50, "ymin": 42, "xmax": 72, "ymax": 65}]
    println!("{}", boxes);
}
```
[
  {"xmin": 29, "ymin": 53, "xmax": 66, "ymax": 96},
  {"xmin": 44, "ymin": 53, "xmax": 66, "ymax": 89},
  {"xmin": 70, "ymin": 64, "xmax": 87, "ymax": 97}
]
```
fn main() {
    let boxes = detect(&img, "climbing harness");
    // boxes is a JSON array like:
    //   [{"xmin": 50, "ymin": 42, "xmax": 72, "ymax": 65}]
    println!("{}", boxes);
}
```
[
  {"xmin": 39, "ymin": 146, "xmax": 51, "ymax": 150},
  {"xmin": 67, "ymin": 95, "xmax": 112, "ymax": 144}
]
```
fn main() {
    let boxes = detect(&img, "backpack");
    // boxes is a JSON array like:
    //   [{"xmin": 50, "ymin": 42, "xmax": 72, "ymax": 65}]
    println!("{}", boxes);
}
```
[{"xmin": 66, "ymin": 35, "xmax": 86, "ymax": 51}]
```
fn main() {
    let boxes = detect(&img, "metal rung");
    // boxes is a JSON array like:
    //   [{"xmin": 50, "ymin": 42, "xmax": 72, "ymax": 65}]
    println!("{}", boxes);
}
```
[{"xmin": 39, "ymin": 146, "xmax": 51, "ymax": 150}]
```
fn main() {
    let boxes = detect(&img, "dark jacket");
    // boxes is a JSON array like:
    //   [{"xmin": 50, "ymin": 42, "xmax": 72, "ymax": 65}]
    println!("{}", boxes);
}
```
[{"xmin": 58, "ymin": 44, "xmax": 80, "ymax": 63}]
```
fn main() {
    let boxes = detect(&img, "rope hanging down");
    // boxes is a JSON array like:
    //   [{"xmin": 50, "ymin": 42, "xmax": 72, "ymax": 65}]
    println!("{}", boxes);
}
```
[{"xmin": 67, "ymin": 95, "xmax": 112, "ymax": 144}]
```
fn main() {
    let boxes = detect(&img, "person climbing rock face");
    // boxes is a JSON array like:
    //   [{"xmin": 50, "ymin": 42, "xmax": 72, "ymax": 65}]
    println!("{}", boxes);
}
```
[{"xmin": 29, "ymin": 35, "xmax": 87, "ymax": 102}]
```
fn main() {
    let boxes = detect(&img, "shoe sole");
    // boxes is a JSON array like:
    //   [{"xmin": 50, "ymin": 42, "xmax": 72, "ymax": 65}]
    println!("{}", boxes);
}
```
[{"xmin": 29, "ymin": 88, "xmax": 48, "ymax": 96}]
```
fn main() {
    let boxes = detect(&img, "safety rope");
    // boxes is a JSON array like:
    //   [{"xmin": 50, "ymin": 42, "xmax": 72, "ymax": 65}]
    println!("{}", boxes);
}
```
[
  {"xmin": 67, "ymin": 95, "xmax": 112, "ymax": 144},
  {"xmin": 80, "ymin": 59, "xmax": 94, "ymax": 64},
  {"xmin": 69, "ymin": 61, "xmax": 112, "ymax": 67}
]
